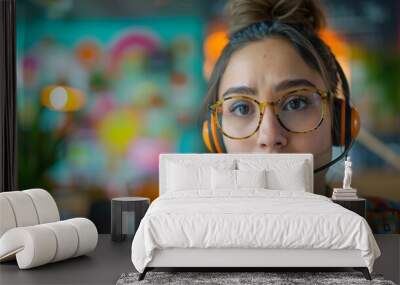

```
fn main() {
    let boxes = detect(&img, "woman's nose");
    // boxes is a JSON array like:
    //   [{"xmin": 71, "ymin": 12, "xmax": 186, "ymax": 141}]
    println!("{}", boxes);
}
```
[{"xmin": 256, "ymin": 108, "xmax": 288, "ymax": 151}]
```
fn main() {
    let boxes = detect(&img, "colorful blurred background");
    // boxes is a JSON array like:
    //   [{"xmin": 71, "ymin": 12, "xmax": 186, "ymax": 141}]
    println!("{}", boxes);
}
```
[{"xmin": 16, "ymin": 0, "xmax": 400, "ymax": 233}]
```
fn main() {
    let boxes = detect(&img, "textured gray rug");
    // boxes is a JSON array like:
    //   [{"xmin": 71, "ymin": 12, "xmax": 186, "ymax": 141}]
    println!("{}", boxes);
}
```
[{"xmin": 116, "ymin": 271, "xmax": 396, "ymax": 285}]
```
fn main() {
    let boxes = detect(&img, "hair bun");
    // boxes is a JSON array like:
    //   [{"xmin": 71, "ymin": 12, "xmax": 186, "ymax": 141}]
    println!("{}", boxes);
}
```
[{"xmin": 227, "ymin": 0, "xmax": 326, "ymax": 36}]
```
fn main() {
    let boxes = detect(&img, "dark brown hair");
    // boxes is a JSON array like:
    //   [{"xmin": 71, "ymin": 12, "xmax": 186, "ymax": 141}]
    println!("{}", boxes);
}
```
[{"xmin": 202, "ymin": 0, "xmax": 345, "ymax": 136}]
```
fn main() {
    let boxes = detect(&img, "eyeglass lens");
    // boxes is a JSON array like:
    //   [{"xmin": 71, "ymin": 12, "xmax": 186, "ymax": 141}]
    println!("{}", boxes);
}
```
[{"xmin": 215, "ymin": 91, "xmax": 324, "ymax": 139}]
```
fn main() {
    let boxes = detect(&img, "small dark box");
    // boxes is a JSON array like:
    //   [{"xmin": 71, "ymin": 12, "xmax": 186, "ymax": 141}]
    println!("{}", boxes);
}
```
[
  {"xmin": 332, "ymin": 198, "xmax": 366, "ymax": 218},
  {"xmin": 111, "ymin": 197, "xmax": 150, "ymax": 242}
]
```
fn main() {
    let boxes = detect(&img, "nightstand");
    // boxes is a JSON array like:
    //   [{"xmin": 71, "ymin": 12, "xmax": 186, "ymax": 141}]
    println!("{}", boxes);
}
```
[
  {"xmin": 331, "ymin": 198, "xmax": 366, "ymax": 218},
  {"xmin": 111, "ymin": 197, "xmax": 150, "ymax": 242}
]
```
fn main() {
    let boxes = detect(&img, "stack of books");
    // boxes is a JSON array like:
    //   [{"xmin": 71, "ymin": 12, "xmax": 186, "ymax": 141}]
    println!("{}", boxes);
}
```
[{"xmin": 332, "ymin": 188, "xmax": 358, "ymax": 200}]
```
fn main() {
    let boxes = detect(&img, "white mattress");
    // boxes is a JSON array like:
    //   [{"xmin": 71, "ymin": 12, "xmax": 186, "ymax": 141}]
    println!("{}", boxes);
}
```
[{"xmin": 131, "ymin": 190, "xmax": 381, "ymax": 273}]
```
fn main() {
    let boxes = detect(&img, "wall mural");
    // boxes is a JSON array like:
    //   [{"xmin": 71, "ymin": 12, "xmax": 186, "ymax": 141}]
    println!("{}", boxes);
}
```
[{"xmin": 17, "ymin": 14, "xmax": 400, "ymax": 234}]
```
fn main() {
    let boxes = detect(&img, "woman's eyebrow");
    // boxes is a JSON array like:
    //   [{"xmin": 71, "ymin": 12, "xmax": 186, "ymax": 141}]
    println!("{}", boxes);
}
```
[
  {"xmin": 274, "ymin": 79, "xmax": 316, "ymax": 93},
  {"xmin": 221, "ymin": 79, "xmax": 316, "ymax": 98},
  {"xmin": 222, "ymin": 86, "xmax": 256, "ymax": 98}
]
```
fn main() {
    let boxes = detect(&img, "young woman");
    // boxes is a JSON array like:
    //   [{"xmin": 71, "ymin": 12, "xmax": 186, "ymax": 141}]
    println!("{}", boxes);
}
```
[{"xmin": 203, "ymin": 0, "xmax": 359, "ymax": 196}]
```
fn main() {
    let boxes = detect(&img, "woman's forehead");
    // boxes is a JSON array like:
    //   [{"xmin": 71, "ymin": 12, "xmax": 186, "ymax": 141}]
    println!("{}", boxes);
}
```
[{"xmin": 218, "ymin": 37, "xmax": 325, "ymax": 99}]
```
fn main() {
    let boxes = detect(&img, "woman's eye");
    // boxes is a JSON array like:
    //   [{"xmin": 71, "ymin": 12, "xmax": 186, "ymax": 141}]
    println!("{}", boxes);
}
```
[
  {"xmin": 229, "ymin": 101, "xmax": 253, "ymax": 116},
  {"xmin": 282, "ymin": 96, "xmax": 309, "ymax": 111}
]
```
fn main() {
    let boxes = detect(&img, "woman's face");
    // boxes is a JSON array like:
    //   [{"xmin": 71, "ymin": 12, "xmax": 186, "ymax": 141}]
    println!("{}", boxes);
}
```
[{"xmin": 218, "ymin": 36, "xmax": 332, "ymax": 179}]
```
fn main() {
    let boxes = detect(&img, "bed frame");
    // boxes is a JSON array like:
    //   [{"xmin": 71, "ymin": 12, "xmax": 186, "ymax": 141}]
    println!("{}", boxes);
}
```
[
  {"xmin": 139, "ymin": 248, "xmax": 371, "ymax": 280},
  {"xmin": 138, "ymin": 154, "xmax": 372, "ymax": 281}
]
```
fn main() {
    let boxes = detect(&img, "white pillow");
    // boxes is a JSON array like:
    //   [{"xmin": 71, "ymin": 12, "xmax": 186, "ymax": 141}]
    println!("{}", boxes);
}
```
[
  {"xmin": 167, "ymin": 162, "xmax": 211, "ymax": 191},
  {"xmin": 211, "ymin": 168, "xmax": 267, "ymax": 190},
  {"xmin": 237, "ymin": 159, "xmax": 308, "ymax": 191},
  {"xmin": 267, "ymin": 165, "xmax": 307, "ymax": 191},
  {"xmin": 211, "ymin": 168, "xmax": 236, "ymax": 190},
  {"xmin": 236, "ymin": 169, "xmax": 267, "ymax": 189}
]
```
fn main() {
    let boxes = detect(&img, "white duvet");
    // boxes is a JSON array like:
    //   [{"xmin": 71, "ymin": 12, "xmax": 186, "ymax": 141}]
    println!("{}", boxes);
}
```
[{"xmin": 131, "ymin": 189, "xmax": 380, "ymax": 273}]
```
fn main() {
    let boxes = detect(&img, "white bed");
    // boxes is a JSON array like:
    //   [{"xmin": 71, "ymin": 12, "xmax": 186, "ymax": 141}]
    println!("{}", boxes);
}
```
[{"xmin": 131, "ymin": 153, "xmax": 381, "ymax": 280}]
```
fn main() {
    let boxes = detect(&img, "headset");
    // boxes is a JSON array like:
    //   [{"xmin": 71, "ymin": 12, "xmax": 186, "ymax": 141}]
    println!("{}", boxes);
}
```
[{"xmin": 202, "ymin": 57, "xmax": 360, "ymax": 173}]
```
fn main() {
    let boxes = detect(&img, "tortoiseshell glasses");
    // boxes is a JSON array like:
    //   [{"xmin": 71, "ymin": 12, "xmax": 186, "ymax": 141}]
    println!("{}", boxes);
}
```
[{"xmin": 209, "ymin": 88, "xmax": 329, "ymax": 140}]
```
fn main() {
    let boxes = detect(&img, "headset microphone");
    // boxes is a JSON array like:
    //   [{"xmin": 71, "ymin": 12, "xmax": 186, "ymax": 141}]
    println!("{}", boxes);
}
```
[
  {"xmin": 313, "ymin": 58, "xmax": 360, "ymax": 173},
  {"xmin": 313, "ymin": 140, "xmax": 354, "ymax": 173}
]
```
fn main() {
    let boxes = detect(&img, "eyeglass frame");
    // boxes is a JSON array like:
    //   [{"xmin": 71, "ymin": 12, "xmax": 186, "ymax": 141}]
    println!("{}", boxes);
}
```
[{"xmin": 208, "ymin": 88, "xmax": 330, "ymax": 140}]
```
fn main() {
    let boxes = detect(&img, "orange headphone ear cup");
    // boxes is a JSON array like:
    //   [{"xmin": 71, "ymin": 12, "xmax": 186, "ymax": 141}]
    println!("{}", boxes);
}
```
[
  {"xmin": 202, "ymin": 120, "xmax": 214, "ymax": 152},
  {"xmin": 350, "ymin": 107, "xmax": 360, "ymax": 140},
  {"xmin": 202, "ymin": 113, "xmax": 226, "ymax": 153},
  {"xmin": 332, "ymin": 97, "xmax": 360, "ymax": 147},
  {"xmin": 332, "ymin": 97, "xmax": 345, "ymax": 146}
]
